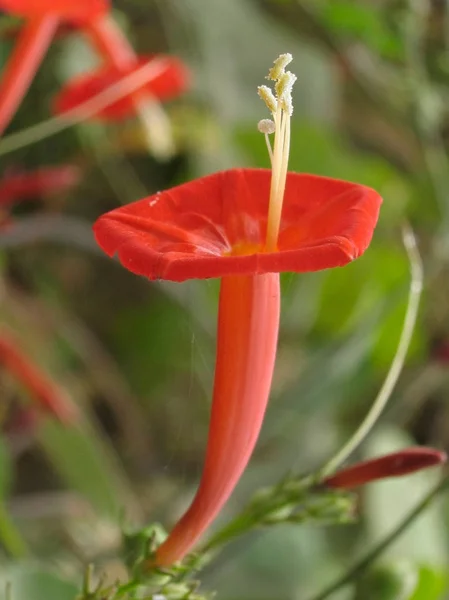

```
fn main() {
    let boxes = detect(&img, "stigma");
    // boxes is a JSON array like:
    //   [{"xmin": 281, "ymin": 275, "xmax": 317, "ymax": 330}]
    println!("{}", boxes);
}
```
[{"xmin": 258, "ymin": 53, "xmax": 297, "ymax": 252}]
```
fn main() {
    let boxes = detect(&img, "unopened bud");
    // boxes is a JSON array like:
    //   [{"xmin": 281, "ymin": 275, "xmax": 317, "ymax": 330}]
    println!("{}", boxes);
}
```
[{"xmin": 323, "ymin": 447, "xmax": 446, "ymax": 490}]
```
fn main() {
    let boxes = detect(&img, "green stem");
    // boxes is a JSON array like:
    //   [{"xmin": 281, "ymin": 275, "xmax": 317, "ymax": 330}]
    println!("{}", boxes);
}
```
[
  {"xmin": 307, "ymin": 473, "xmax": 449, "ymax": 600},
  {"xmin": 321, "ymin": 225, "xmax": 422, "ymax": 477},
  {"xmin": 0, "ymin": 501, "xmax": 29, "ymax": 559}
]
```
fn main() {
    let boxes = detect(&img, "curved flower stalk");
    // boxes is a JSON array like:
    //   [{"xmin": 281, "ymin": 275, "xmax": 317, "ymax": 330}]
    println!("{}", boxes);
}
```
[
  {"xmin": 0, "ymin": 328, "xmax": 77, "ymax": 424},
  {"xmin": 93, "ymin": 54, "xmax": 382, "ymax": 566},
  {"xmin": 0, "ymin": 0, "xmax": 108, "ymax": 135},
  {"xmin": 53, "ymin": 13, "xmax": 189, "ymax": 159}
]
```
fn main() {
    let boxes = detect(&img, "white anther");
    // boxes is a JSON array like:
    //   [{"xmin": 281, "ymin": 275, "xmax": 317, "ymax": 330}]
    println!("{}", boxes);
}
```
[
  {"xmin": 258, "ymin": 86, "xmax": 277, "ymax": 114},
  {"xmin": 258, "ymin": 119, "xmax": 276, "ymax": 134},
  {"xmin": 267, "ymin": 53, "xmax": 293, "ymax": 81}
]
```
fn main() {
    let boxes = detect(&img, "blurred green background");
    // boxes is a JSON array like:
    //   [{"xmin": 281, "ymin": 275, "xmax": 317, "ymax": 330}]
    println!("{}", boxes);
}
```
[{"xmin": 1, "ymin": 1, "xmax": 449, "ymax": 599}]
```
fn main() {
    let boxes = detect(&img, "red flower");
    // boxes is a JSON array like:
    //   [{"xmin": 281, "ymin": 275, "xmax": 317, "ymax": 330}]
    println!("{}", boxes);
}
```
[
  {"xmin": 0, "ymin": 164, "xmax": 81, "ymax": 205},
  {"xmin": 53, "ymin": 14, "xmax": 189, "ymax": 158},
  {"xmin": 0, "ymin": 0, "xmax": 107, "ymax": 22},
  {"xmin": 323, "ymin": 447, "xmax": 447, "ymax": 489},
  {"xmin": 94, "ymin": 54, "xmax": 382, "ymax": 566},
  {"xmin": 0, "ymin": 0, "xmax": 108, "ymax": 135},
  {"xmin": 53, "ymin": 56, "xmax": 189, "ymax": 120},
  {"xmin": 0, "ymin": 329, "xmax": 78, "ymax": 425},
  {"xmin": 94, "ymin": 168, "xmax": 379, "ymax": 282}
]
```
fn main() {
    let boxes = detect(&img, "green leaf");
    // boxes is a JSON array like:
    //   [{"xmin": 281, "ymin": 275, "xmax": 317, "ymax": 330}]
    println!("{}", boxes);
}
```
[
  {"xmin": 38, "ymin": 420, "xmax": 133, "ymax": 519},
  {"xmin": 112, "ymin": 293, "xmax": 195, "ymax": 395},
  {"xmin": 355, "ymin": 561, "xmax": 418, "ymax": 600},
  {"xmin": 409, "ymin": 565, "xmax": 447, "ymax": 600},
  {"xmin": 0, "ymin": 567, "xmax": 78, "ymax": 600},
  {"xmin": 319, "ymin": 1, "xmax": 403, "ymax": 59}
]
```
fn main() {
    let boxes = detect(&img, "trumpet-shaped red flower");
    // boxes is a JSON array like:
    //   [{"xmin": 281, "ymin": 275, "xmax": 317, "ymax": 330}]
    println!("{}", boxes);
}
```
[
  {"xmin": 94, "ymin": 54, "xmax": 382, "ymax": 566},
  {"xmin": 94, "ymin": 168, "xmax": 379, "ymax": 281},
  {"xmin": 323, "ymin": 447, "xmax": 446, "ymax": 489},
  {"xmin": 0, "ymin": 164, "xmax": 81, "ymax": 205},
  {"xmin": 0, "ymin": 0, "xmax": 108, "ymax": 135},
  {"xmin": 0, "ymin": 329, "xmax": 77, "ymax": 424}
]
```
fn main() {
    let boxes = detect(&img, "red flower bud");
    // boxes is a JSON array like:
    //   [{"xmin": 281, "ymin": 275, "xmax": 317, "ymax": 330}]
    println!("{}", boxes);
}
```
[{"xmin": 323, "ymin": 447, "xmax": 446, "ymax": 489}]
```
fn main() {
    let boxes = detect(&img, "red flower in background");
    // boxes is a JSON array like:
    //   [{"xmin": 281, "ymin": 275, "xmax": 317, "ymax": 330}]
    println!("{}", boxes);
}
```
[
  {"xmin": 0, "ymin": 164, "xmax": 81, "ymax": 205},
  {"xmin": 0, "ymin": 3, "xmax": 188, "ymax": 159},
  {"xmin": 0, "ymin": 0, "xmax": 106, "ymax": 22},
  {"xmin": 53, "ymin": 56, "xmax": 188, "ymax": 121},
  {"xmin": 94, "ymin": 54, "xmax": 382, "ymax": 566},
  {"xmin": 0, "ymin": 329, "xmax": 77, "ymax": 425},
  {"xmin": 53, "ymin": 14, "xmax": 190, "ymax": 158},
  {"xmin": 0, "ymin": 0, "xmax": 108, "ymax": 135}
]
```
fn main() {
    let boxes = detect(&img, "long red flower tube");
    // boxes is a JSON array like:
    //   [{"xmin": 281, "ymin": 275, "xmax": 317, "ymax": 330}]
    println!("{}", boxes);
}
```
[
  {"xmin": 0, "ymin": 0, "xmax": 108, "ymax": 135},
  {"xmin": 0, "ymin": 329, "xmax": 77, "ymax": 424},
  {"xmin": 93, "ymin": 55, "xmax": 382, "ymax": 565}
]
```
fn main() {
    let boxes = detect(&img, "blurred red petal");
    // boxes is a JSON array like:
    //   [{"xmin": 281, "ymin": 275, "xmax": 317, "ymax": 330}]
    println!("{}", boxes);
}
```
[
  {"xmin": 0, "ymin": 0, "xmax": 108, "ymax": 22},
  {"xmin": 0, "ymin": 21, "xmax": 75, "ymax": 40},
  {"xmin": 0, "ymin": 165, "xmax": 81, "ymax": 205},
  {"xmin": 0, "ymin": 330, "xmax": 78, "ymax": 425},
  {"xmin": 93, "ymin": 169, "xmax": 382, "ymax": 281},
  {"xmin": 324, "ymin": 447, "xmax": 447, "ymax": 489},
  {"xmin": 53, "ymin": 56, "xmax": 190, "ymax": 120}
]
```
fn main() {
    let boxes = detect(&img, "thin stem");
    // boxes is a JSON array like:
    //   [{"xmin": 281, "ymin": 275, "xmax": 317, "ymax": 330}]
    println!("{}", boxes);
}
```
[
  {"xmin": 0, "ymin": 501, "xmax": 29, "ymax": 559},
  {"xmin": 307, "ymin": 473, "xmax": 449, "ymax": 600},
  {"xmin": 321, "ymin": 225, "xmax": 423, "ymax": 477},
  {"xmin": 0, "ymin": 57, "xmax": 169, "ymax": 157},
  {"xmin": 0, "ymin": 15, "xmax": 58, "ymax": 136},
  {"xmin": 264, "ymin": 132, "xmax": 274, "ymax": 164}
]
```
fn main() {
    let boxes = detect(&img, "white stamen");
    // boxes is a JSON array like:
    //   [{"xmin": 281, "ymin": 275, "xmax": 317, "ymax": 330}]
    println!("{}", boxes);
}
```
[
  {"xmin": 257, "ymin": 54, "xmax": 296, "ymax": 250},
  {"xmin": 257, "ymin": 86, "xmax": 277, "ymax": 114},
  {"xmin": 267, "ymin": 53, "xmax": 293, "ymax": 81}
]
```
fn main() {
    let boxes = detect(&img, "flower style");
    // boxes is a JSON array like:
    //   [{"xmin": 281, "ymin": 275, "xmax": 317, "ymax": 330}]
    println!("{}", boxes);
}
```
[
  {"xmin": 0, "ymin": 328, "xmax": 77, "ymax": 424},
  {"xmin": 323, "ymin": 447, "xmax": 446, "ymax": 489},
  {"xmin": 93, "ymin": 54, "xmax": 382, "ymax": 566},
  {"xmin": 53, "ymin": 14, "xmax": 189, "ymax": 159},
  {"xmin": 0, "ymin": 0, "xmax": 108, "ymax": 135}
]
